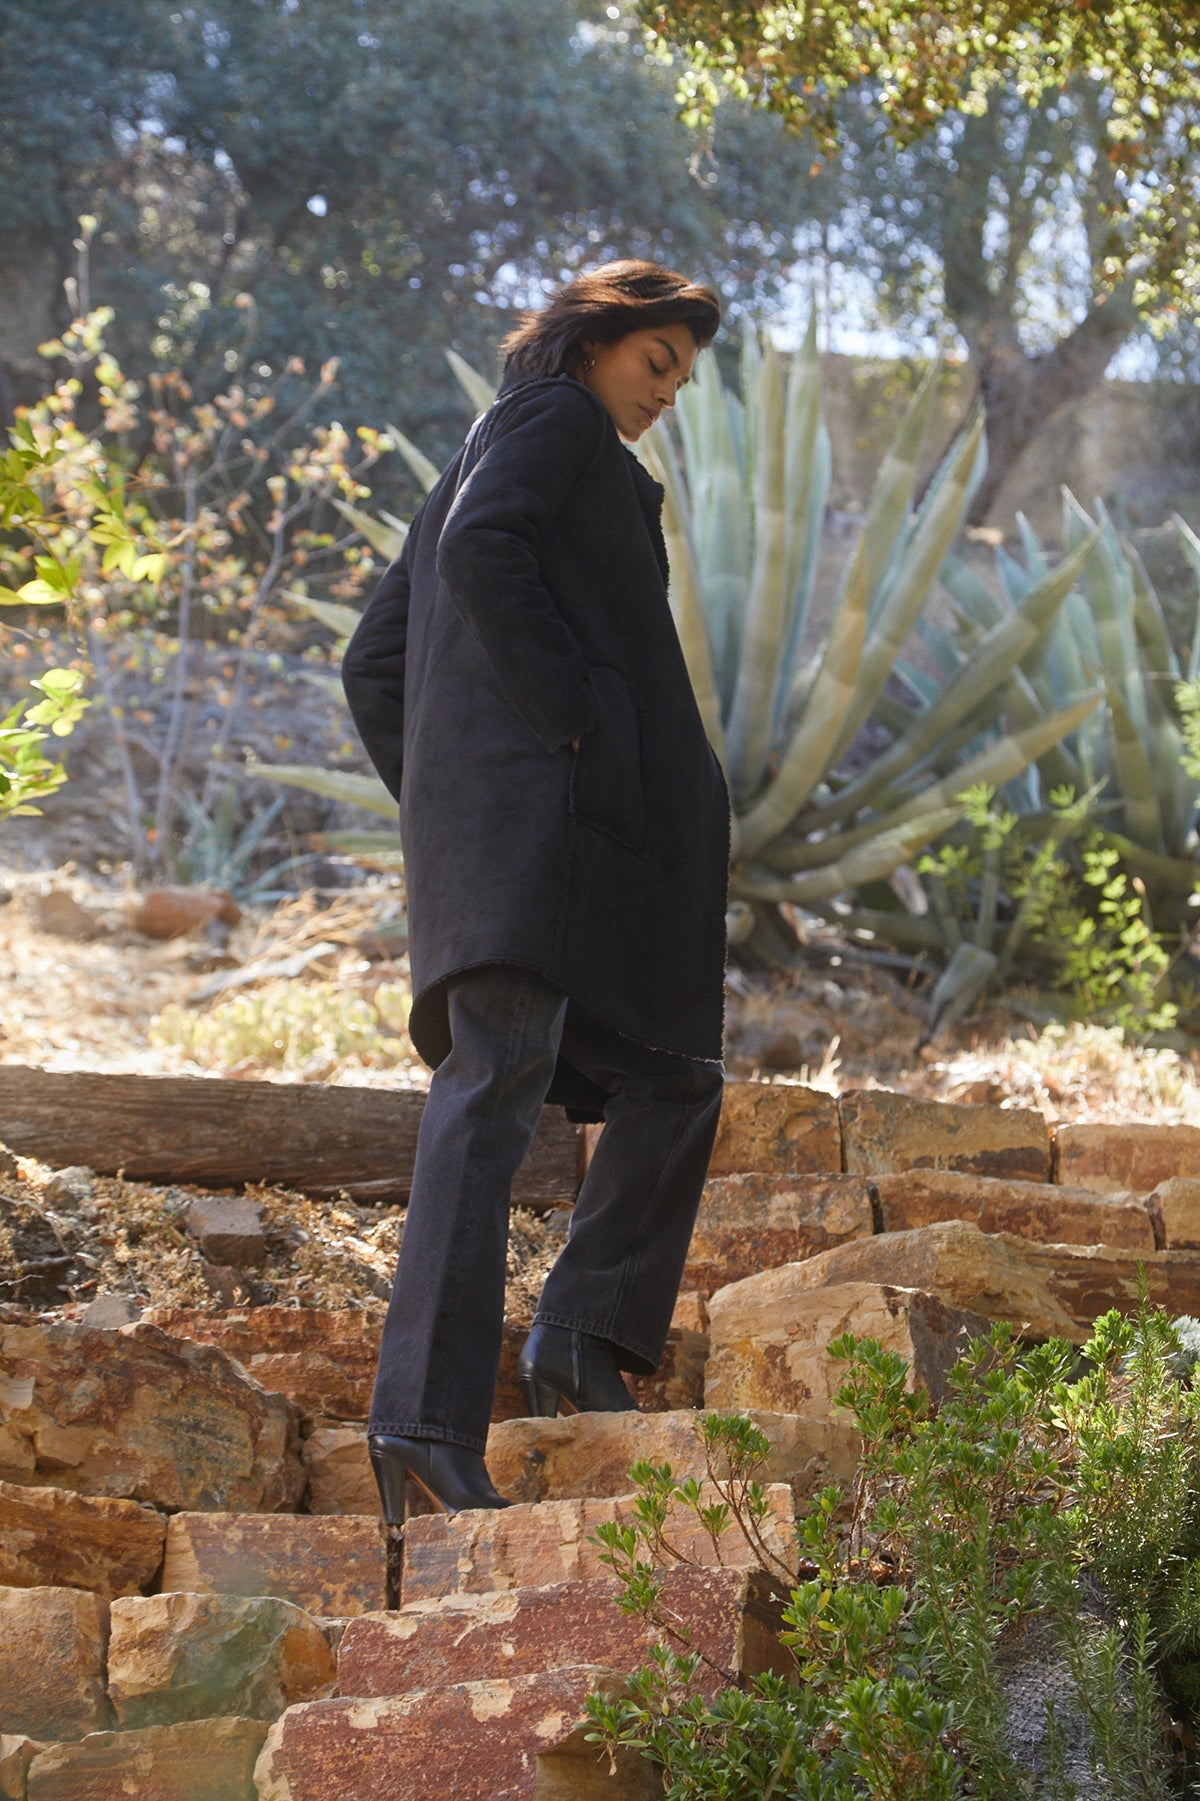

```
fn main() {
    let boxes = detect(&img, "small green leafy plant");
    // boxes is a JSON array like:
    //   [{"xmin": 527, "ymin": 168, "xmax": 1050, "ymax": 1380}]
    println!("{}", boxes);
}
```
[{"xmin": 587, "ymin": 1304, "xmax": 1200, "ymax": 1798}]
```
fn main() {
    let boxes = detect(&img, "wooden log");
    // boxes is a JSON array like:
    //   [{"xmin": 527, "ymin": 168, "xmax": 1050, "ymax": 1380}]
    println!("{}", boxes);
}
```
[{"xmin": 0, "ymin": 1065, "xmax": 580, "ymax": 1208}]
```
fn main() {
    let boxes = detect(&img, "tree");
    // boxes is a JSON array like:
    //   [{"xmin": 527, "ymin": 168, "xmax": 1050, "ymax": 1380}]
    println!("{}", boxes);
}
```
[
  {"xmin": 634, "ymin": 1, "xmax": 1200, "ymax": 520},
  {"xmin": 0, "ymin": 0, "xmax": 817, "ymax": 469}
]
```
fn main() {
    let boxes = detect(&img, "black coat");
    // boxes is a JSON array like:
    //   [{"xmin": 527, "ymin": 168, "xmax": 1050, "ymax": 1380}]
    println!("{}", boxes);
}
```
[{"xmin": 341, "ymin": 369, "xmax": 730, "ymax": 1119}]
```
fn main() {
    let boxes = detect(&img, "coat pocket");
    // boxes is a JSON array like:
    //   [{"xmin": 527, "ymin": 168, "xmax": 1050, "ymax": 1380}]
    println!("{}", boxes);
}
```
[{"xmin": 570, "ymin": 664, "xmax": 645, "ymax": 853}]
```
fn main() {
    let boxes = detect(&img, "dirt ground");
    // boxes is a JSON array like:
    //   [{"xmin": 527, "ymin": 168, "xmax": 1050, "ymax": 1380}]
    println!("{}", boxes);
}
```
[{"xmin": 5, "ymin": 865, "xmax": 1200, "ymax": 1324}]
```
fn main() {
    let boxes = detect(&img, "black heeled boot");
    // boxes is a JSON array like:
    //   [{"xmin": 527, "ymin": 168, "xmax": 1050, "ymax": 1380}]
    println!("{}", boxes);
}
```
[
  {"xmin": 517, "ymin": 1322, "xmax": 639, "ymax": 1418},
  {"xmin": 367, "ymin": 1434, "xmax": 513, "ymax": 1525}
]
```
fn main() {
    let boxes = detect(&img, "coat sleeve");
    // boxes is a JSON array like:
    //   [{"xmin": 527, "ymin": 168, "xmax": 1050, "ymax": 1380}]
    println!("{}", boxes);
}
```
[
  {"xmin": 341, "ymin": 525, "xmax": 413, "ymax": 804},
  {"xmin": 435, "ymin": 381, "xmax": 605, "ymax": 753}
]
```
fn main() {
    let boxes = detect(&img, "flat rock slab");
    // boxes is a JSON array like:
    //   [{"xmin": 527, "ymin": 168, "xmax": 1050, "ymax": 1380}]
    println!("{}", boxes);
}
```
[
  {"xmin": 0, "ymin": 1480, "xmax": 165, "ymax": 1600},
  {"xmin": 1055, "ymin": 1123, "xmax": 1200, "ymax": 1195},
  {"xmin": 485, "ymin": 1408, "xmax": 859, "ymax": 1507},
  {"xmin": 399, "ymin": 1485, "xmax": 796, "ymax": 1606},
  {"xmin": 841, "ymin": 1090, "xmax": 1050, "ymax": 1181},
  {"xmin": 108, "ymin": 1592, "xmax": 336, "ymax": 1729},
  {"xmin": 705, "ymin": 1278, "xmax": 988, "ymax": 1417},
  {"xmin": 683, "ymin": 1173, "xmax": 874, "ymax": 1295},
  {"xmin": 0, "ymin": 1320, "xmax": 302, "ymax": 1513},
  {"xmin": 872, "ymin": 1170, "xmax": 1153, "ymax": 1250},
  {"xmin": 26, "ymin": 1716, "xmax": 268, "ymax": 1801},
  {"xmin": 707, "ymin": 1082, "xmax": 841, "ymax": 1178},
  {"xmin": 758, "ymin": 1219, "xmax": 1079, "ymax": 1340},
  {"xmin": 161, "ymin": 1513, "xmax": 387, "ymax": 1617},
  {"xmin": 146, "ymin": 1307, "xmax": 380, "ymax": 1420},
  {"xmin": 763, "ymin": 1218, "xmax": 1200, "ymax": 1342},
  {"xmin": 0, "ymin": 1586, "xmax": 109, "ymax": 1741},
  {"xmin": 338, "ymin": 1566, "xmax": 790, "ymax": 1700},
  {"xmin": 254, "ymin": 1667, "xmax": 637, "ymax": 1801}
]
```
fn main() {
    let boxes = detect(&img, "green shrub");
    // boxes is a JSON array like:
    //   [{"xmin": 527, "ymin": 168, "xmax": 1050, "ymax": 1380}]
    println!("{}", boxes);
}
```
[
  {"xmin": 151, "ymin": 979, "xmax": 410, "ymax": 1074},
  {"xmin": 586, "ymin": 1304, "xmax": 1200, "ymax": 1797}
]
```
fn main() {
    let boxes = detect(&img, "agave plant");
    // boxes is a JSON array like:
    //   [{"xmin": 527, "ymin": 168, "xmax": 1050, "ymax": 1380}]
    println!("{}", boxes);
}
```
[
  {"xmin": 636, "ymin": 321, "xmax": 1100, "ymax": 965},
  {"xmin": 940, "ymin": 500, "xmax": 1200, "ymax": 912}
]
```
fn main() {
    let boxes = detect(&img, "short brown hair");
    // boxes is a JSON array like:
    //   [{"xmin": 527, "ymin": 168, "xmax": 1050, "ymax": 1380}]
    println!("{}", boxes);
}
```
[{"xmin": 502, "ymin": 259, "xmax": 721, "ymax": 378}]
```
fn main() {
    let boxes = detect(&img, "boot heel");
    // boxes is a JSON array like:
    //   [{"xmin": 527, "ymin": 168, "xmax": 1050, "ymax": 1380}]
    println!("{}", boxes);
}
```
[
  {"xmin": 369, "ymin": 1445, "xmax": 414, "ymax": 1527},
  {"xmin": 520, "ymin": 1375, "xmax": 563, "ymax": 1418}
]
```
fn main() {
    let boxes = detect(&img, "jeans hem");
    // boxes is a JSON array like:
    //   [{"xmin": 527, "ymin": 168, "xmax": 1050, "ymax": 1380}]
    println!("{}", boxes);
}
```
[
  {"xmin": 367, "ymin": 1421, "xmax": 488, "ymax": 1454},
  {"xmin": 532, "ymin": 1309, "xmax": 659, "ymax": 1376}
]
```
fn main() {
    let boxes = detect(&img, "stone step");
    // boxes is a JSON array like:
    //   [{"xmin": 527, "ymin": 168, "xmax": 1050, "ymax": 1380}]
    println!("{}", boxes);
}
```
[
  {"xmin": 337, "ymin": 1566, "xmax": 789, "ymax": 1700},
  {"xmin": 706, "ymin": 1081, "xmax": 841, "ymax": 1177},
  {"xmin": 840, "ymin": 1089, "xmax": 1051, "ymax": 1181},
  {"xmin": 1055, "ymin": 1121, "xmax": 1200, "ymax": 1193},
  {"xmin": 732, "ymin": 1218, "xmax": 1200, "ymax": 1343},
  {"xmin": 0, "ymin": 1319, "xmax": 302, "ymax": 1514},
  {"xmin": 705, "ymin": 1279, "xmax": 988, "ymax": 1418},
  {"xmin": 485, "ymin": 1407, "xmax": 859, "ymax": 1509},
  {"xmin": 107, "ymin": 1593, "xmax": 336, "ymax": 1731},
  {"xmin": 24, "ymin": 1717, "xmax": 267, "ymax": 1800},
  {"xmin": 142, "ymin": 1307, "xmax": 380, "ymax": 1421},
  {"xmin": 871, "ymin": 1169, "xmax": 1154, "ymax": 1250},
  {"xmin": 253, "ymin": 1667, "xmax": 652, "ymax": 1801},
  {"xmin": 398, "ymin": 1485, "xmax": 796, "ymax": 1606},
  {"xmin": 683, "ymin": 1172, "xmax": 874, "ymax": 1296},
  {"xmin": 161, "ymin": 1514, "xmax": 386, "ymax": 1618},
  {"xmin": 0, "ymin": 1481, "xmax": 165, "ymax": 1600},
  {"xmin": 301, "ymin": 1408, "xmax": 858, "ymax": 1519}
]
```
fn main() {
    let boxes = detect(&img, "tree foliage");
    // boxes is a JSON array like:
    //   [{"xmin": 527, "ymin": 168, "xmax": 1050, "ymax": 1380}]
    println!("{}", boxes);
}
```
[
  {"xmin": 636, "ymin": 0, "xmax": 1200, "ymax": 300},
  {"xmin": 0, "ymin": 0, "xmax": 817, "ymax": 463}
]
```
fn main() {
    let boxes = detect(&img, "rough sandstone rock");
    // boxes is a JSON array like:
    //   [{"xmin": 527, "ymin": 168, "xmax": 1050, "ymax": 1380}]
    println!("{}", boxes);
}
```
[
  {"xmin": 160, "ymin": 1513, "xmax": 387, "ymax": 1617},
  {"xmin": 628, "ymin": 1325, "xmax": 707, "ymax": 1411},
  {"xmin": 872, "ymin": 1169, "xmax": 1153, "ymax": 1250},
  {"xmin": 671, "ymin": 1292, "xmax": 709, "ymax": 1334},
  {"xmin": 751, "ymin": 1219, "xmax": 1200, "ymax": 1342},
  {"xmin": 107, "ymin": 1593, "xmax": 336, "ymax": 1728},
  {"xmin": 0, "ymin": 1586, "xmax": 109, "ymax": 1741},
  {"xmin": 132, "ymin": 886, "xmax": 240, "ymax": 939},
  {"xmin": 705, "ymin": 1278, "xmax": 989, "ymax": 1417},
  {"xmin": 1146, "ymin": 1178, "xmax": 1200, "ymax": 1251},
  {"xmin": 0, "ymin": 1735, "xmax": 43, "ymax": 1800},
  {"xmin": 0, "ymin": 1320, "xmax": 303, "ymax": 1512},
  {"xmin": 683, "ymin": 1173, "xmax": 874, "ymax": 1295},
  {"xmin": 484, "ymin": 1407, "xmax": 859, "ymax": 1507},
  {"xmin": 181, "ymin": 1197, "xmax": 267, "ymax": 1270},
  {"xmin": 841, "ymin": 1090, "xmax": 1050, "ymax": 1181},
  {"xmin": 0, "ymin": 1481, "xmax": 165, "ymax": 1600},
  {"xmin": 1054, "ymin": 1122, "xmax": 1200, "ymax": 1195},
  {"xmin": 706, "ymin": 1082, "xmax": 841, "ymax": 1178},
  {"xmin": 254, "ymin": 1668, "xmax": 646, "ymax": 1801},
  {"xmin": 144, "ymin": 1307, "xmax": 380, "ymax": 1421},
  {"xmin": 303, "ymin": 1422, "xmax": 376, "ymax": 1515},
  {"xmin": 338, "ymin": 1566, "xmax": 791, "ymax": 1700},
  {"xmin": 26, "ymin": 1717, "xmax": 267, "ymax": 1801},
  {"xmin": 399, "ymin": 1486, "xmax": 796, "ymax": 1606}
]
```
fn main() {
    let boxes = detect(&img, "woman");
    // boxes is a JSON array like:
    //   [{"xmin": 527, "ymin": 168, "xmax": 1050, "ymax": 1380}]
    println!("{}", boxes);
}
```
[{"xmin": 342, "ymin": 260, "xmax": 730, "ymax": 1523}]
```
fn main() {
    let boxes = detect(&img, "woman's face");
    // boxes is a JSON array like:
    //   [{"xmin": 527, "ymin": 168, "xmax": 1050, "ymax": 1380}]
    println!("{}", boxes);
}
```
[{"xmin": 580, "ymin": 322, "xmax": 698, "ymax": 441}]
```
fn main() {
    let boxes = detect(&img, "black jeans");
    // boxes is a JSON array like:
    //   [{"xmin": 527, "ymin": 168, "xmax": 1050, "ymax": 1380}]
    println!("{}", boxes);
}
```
[{"xmin": 368, "ymin": 964, "xmax": 724, "ymax": 1452}]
